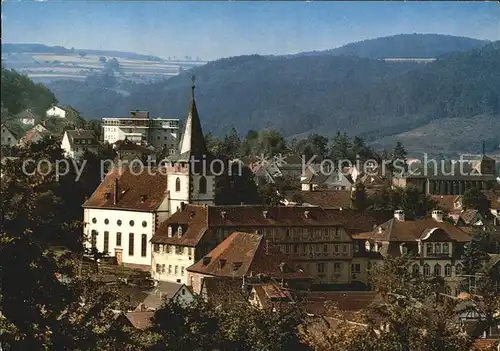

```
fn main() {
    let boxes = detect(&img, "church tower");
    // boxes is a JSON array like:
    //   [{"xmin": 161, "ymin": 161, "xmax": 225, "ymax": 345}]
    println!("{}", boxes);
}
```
[{"xmin": 167, "ymin": 77, "xmax": 215, "ymax": 213}]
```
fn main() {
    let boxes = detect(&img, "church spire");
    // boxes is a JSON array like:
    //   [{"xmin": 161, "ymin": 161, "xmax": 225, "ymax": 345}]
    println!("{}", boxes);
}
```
[{"xmin": 178, "ymin": 75, "xmax": 208, "ymax": 159}]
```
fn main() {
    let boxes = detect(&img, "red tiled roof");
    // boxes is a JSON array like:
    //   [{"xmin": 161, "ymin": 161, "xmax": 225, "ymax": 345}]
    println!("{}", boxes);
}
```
[
  {"xmin": 83, "ymin": 166, "xmax": 168, "ymax": 211},
  {"xmin": 123, "ymin": 311, "xmax": 154, "ymax": 330},
  {"xmin": 365, "ymin": 217, "xmax": 471, "ymax": 243},
  {"xmin": 151, "ymin": 205, "xmax": 393, "ymax": 245},
  {"xmin": 290, "ymin": 190, "xmax": 352, "ymax": 209},
  {"xmin": 430, "ymin": 195, "xmax": 460, "ymax": 212},
  {"xmin": 187, "ymin": 232, "xmax": 309, "ymax": 280}
]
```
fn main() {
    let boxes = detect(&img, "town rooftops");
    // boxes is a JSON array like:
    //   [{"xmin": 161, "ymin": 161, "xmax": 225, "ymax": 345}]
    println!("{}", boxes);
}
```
[
  {"xmin": 83, "ymin": 166, "xmax": 168, "ymax": 211},
  {"xmin": 142, "ymin": 281, "xmax": 191, "ymax": 310},
  {"xmin": 65, "ymin": 130, "xmax": 99, "ymax": 148},
  {"xmin": 355, "ymin": 214, "xmax": 471, "ymax": 243},
  {"xmin": 289, "ymin": 190, "xmax": 352, "ymax": 209},
  {"xmin": 187, "ymin": 231, "xmax": 309, "ymax": 280},
  {"xmin": 151, "ymin": 204, "xmax": 394, "ymax": 246}
]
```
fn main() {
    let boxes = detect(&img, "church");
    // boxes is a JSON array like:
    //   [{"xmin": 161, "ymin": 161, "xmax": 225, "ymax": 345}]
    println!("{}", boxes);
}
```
[{"xmin": 82, "ymin": 82, "xmax": 216, "ymax": 270}]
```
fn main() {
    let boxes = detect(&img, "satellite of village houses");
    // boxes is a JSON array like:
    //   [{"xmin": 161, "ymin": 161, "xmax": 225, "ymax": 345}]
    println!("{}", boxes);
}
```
[{"xmin": 1, "ymin": 0, "xmax": 500, "ymax": 350}]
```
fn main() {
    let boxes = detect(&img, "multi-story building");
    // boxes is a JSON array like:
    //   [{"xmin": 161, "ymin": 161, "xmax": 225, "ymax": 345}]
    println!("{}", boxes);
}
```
[
  {"xmin": 150, "ymin": 204, "xmax": 388, "ymax": 285},
  {"xmin": 102, "ymin": 110, "xmax": 180, "ymax": 151},
  {"xmin": 351, "ymin": 209, "xmax": 471, "ymax": 295},
  {"xmin": 61, "ymin": 130, "xmax": 99, "ymax": 160},
  {"xmin": 83, "ymin": 84, "xmax": 215, "ymax": 270}
]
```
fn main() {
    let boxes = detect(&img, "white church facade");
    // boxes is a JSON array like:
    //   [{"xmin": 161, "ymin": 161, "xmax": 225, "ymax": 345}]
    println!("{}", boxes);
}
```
[{"xmin": 82, "ymin": 82, "xmax": 216, "ymax": 270}]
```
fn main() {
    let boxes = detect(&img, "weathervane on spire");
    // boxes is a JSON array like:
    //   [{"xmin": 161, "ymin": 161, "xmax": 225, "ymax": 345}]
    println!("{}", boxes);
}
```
[{"xmin": 191, "ymin": 75, "xmax": 196, "ymax": 98}]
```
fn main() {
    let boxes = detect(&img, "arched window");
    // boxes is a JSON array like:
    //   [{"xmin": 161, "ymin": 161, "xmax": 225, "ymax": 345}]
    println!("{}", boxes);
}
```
[
  {"xmin": 177, "ymin": 226, "xmax": 183, "ymax": 238},
  {"xmin": 412, "ymin": 264, "xmax": 420, "ymax": 276},
  {"xmin": 175, "ymin": 177, "xmax": 181, "ymax": 192},
  {"xmin": 445, "ymin": 264, "xmax": 452, "ymax": 277},
  {"xmin": 434, "ymin": 264, "xmax": 441, "ymax": 276},
  {"xmin": 199, "ymin": 176, "xmax": 207, "ymax": 194},
  {"xmin": 167, "ymin": 226, "xmax": 173, "ymax": 238},
  {"xmin": 423, "ymin": 264, "xmax": 430, "ymax": 276},
  {"xmin": 91, "ymin": 230, "xmax": 97, "ymax": 248}
]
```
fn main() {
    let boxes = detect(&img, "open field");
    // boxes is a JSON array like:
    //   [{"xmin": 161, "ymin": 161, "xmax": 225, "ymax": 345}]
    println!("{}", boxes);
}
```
[{"xmin": 2, "ymin": 51, "xmax": 206, "ymax": 83}]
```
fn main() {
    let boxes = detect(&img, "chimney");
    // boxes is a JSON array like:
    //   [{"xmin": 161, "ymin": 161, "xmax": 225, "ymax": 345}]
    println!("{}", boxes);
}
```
[
  {"xmin": 180, "ymin": 202, "xmax": 186, "ymax": 211},
  {"xmin": 377, "ymin": 226, "xmax": 383, "ymax": 234},
  {"xmin": 113, "ymin": 178, "xmax": 119, "ymax": 205},
  {"xmin": 432, "ymin": 210, "xmax": 444, "ymax": 222},
  {"xmin": 202, "ymin": 256, "xmax": 211, "ymax": 265},
  {"xmin": 240, "ymin": 202, "xmax": 244, "ymax": 205},
  {"xmin": 394, "ymin": 210, "xmax": 405, "ymax": 221},
  {"xmin": 304, "ymin": 210, "xmax": 310, "ymax": 219}
]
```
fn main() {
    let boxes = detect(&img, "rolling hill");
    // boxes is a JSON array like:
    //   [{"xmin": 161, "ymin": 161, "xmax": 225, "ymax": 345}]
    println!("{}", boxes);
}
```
[{"xmin": 6, "ymin": 34, "xmax": 498, "ymax": 155}]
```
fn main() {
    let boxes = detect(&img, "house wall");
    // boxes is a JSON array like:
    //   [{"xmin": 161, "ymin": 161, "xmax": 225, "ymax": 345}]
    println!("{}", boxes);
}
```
[
  {"xmin": 46, "ymin": 106, "xmax": 66, "ymax": 119},
  {"xmin": 1, "ymin": 126, "xmax": 18, "ymax": 147},
  {"xmin": 84, "ymin": 208, "xmax": 156, "ymax": 269},
  {"xmin": 151, "ymin": 244, "xmax": 196, "ymax": 284},
  {"xmin": 188, "ymin": 272, "xmax": 213, "ymax": 294}
]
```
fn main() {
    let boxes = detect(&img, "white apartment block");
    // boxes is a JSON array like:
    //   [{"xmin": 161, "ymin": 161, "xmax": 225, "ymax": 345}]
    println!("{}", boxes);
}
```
[{"xmin": 102, "ymin": 110, "xmax": 179, "ymax": 151}]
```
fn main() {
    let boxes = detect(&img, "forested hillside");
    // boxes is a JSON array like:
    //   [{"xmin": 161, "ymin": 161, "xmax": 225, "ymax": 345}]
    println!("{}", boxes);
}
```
[
  {"xmin": 1, "ymin": 67, "xmax": 58, "ymax": 116},
  {"xmin": 45, "ymin": 35, "xmax": 499, "ymax": 154}
]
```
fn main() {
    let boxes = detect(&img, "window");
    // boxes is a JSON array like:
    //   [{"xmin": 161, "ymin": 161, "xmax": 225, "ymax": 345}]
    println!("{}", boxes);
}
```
[
  {"xmin": 91, "ymin": 230, "xmax": 97, "ymax": 248},
  {"xmin": 317, "ymin": 263, "xmax": 325, "ymax": 273},
  {"xmin": 333, "ymin": 262, "xmax": 341, "ymax": 273},
  {"xmin": 315, "ymin": 244, "xmax": 320, "ymax": 253},
  {"xmin": 104, "ymin": 219, "xmax": 109, "ymax": 225},
  {"xmin": 188, "ymin": 247, "xmax": 192, "ymax": 256},
  {"xmin": 343, "ymin": 245, "xmax": 348, "ymax": 254},
  {"xmin": 443, "ymin": 243, "xmax": 449, "ymax": 254},
  {"xmin": 117, "ymin": 220, "xmax": 122, "ymax": 226},
  {"xmin": 166, "ymin": 245, "xmax": 172, "ymax": 253},
  {"xmin": 156, "ymin": 264, "xmax": 161, "ymax": 273},
  {"xmin": 175, "ymin": 246, "xmax": 183, "ymax": 255},
  {"xmin": 412, "ymin": 264, "xmax": 420, "ymax": 276},
  {"xmin": 445, "ymin": 264, "xmax": 452, "ymax": 277},
  {"xmin": 351, "ymin": 264, "xmax": 361, "ymax": 273},
  {"xmin": 116, "ymin": 232, "xmax": 122, "ymax": 246},
  {"xmin": 293, "ymin": 245, "xmax": 298, "ymax": 254},
  {"xmin": 154, "ymin": 244, "xmax": 160, "ymax": 252},
  {"xmin": 129, "ymin": 220, "xmax": 135, "ymax": 227},
  {"xmin": 181, "ymin": 266, "xmax": 184, "ymax": 276},
  {"xmin": 286, "ymin": 229, "xmax": 290, "ymax": 240},
  {"xmin": 335, "ymin": 228, "xmax": 340, "ymax": 238},
  {"xmin": 141, "ymin": 234, "xmax": 147, "ymax": 257},
  {"xmin": 434, "ymin": 264, "xmax": 441, "ymax": 276},
  {"xmin": 323, "ymin": 228, "xmax": 329, "ymax": 238},
  {"xmin": 168, "ymin": 265, "xmax": 172, "ymax": 274},
  {"xmin": 177, "ymin": 226, "xmax": 183, "ymax": 238},
  {"xmin": 435, "ymin": 243, "xmax": 441, "ymax": 254},
  {"xmin": 199, "ymin": 176, "xmax": 207, "ymax": 194},
  {"xmin": 426, "ymin": 243, "xmax": 433, "ymax": 255},
  {"xmin": 103, "ymin": 231, "xmax": 109, "ymax": 253},
  {"xmin": 354, "ymin": 243, "xmax": 359, "ymax": 253},
  {"xmin": 334, "ymin": 245, "xmax": 339, "ymax": 253},
  {"xmin": 92, "ymin": 218, "xmax": 97, "ymax": 224},
  {"xmin": 168, "ymin": 226, "xmax": 172, "ymax": 238},
  {"xmin": 142, "ymin": 221, "xmax": 147, "ymax": 228},
  {"xmin": 175, "ymin": 266, "xmax": 178, "ymax": 275},
  {"xmin": 423, "ymin": 264, "xmax": 430, "ymax": 276},
  {"xmin": 128, "ymin": 233, "xmax": 134, "ymax": 256},
  {"xmin": 323, "ymin": 244, "xmax": 328, "ymax": 253},
  {"xmin": 175, "ymin": 177, "xmax": 181, "ymax": 192}
]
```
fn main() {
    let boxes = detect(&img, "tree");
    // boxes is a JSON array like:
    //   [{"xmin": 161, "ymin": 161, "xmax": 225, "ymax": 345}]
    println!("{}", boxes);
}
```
[
  {"xmin": 215, "ymin": 163, "xmax": 260, "ymax": 205},
  {"xmin": 351, "ymin": 183, "xmax": 369, "ymax": 212},
  {"xmin": 99, "ymin": 56, "xmax": 107, "ymax": 64},
  {"xmin": 461, "ymin": 187, "xmax": 490, "ymax": 216},
  {"xmin": 369, "ymin": 186, "xmax": 436, "ymax": 217},
  {"xmin": 258, "ymin": 182, "xmax": 285, "ymax": 206},
  {"xmin": 329, "ymin": 131, "xmax": 351, "ymax": 164},
  {"xmin": 391, "ymin": 141, "xmax": 408, "ymax": 175}
]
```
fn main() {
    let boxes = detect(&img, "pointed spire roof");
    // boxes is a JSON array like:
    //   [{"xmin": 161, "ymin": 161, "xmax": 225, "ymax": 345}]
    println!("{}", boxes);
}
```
[{"xmin": 177, "ymin": 76, "xmax": 209, "ymax": 161}]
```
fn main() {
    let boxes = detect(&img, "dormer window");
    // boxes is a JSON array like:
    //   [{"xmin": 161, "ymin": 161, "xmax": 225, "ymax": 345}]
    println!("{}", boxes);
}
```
[
  {"xmin": 167, "ymin": 226, "xmax": 172, "ymax": 238},
  {"xmin": 104, "ymin": 192, "xmax": 111, "ymax": 200},
  {"xmin": 443, "ymin": 243, "xmax": 450, "ymax": 254},
  {"xmin": 218, "ymin": 258, "xmax": 226, "ymax": 269},
  {"xmin": 199, "ymin": 176, "xmax": 207, "ymax": 194},
  {"xmin": 140, "ymin": 194, "xmax": 147, "ymax": 202},
  {"xmin": 177, "ymin": 226, "xmax": 183, "ymax": 238}
]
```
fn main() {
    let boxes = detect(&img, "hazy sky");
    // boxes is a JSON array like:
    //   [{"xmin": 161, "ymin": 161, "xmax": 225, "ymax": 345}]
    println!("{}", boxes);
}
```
[{"xmin": 2, "ymin": 1, "xmax": 499, "ymax": 60}]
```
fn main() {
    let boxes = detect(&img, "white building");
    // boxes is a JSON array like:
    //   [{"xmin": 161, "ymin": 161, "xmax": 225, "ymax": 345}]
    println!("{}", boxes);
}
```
[
  {"xmin": 61, "ymin": 130, "xmax": 99, "ymax": 160},
  {"xmin": 15, "ymin": 109, "xmax": 37, "ymax": 126},
  {"xmin": 46, "ymin": 105, "xmax": 68, "ymax": 119},
  {"xmin": 83, "ymin": 84, "xmax": 215, "ymax": 271},
  {"xmin": 1, "ymin": 124, "xmax": 18, "ymax": 147},
  {"xmin": 102, "ymin": 110, "xmax": 179, "ymax": 151}
]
